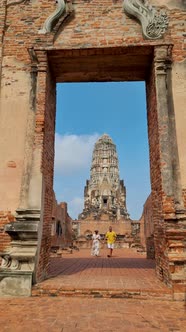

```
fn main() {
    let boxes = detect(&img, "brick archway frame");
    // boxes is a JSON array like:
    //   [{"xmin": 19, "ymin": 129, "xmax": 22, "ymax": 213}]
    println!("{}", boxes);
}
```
[{"xmin": 0, "ymin": 1, "xmax": 185, "ymax": 299}]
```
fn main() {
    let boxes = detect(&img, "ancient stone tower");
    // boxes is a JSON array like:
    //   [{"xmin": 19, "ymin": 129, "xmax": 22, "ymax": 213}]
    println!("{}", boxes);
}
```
[{"xmin": 79, "ymin": 134, "xmax": 129, "ymax": 221}]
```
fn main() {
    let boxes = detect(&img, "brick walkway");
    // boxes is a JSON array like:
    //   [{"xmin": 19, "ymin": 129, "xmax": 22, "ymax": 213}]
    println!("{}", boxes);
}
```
[
  {"xmin": 1, "ymin": 248, "xmax": 186, "ymax": 331},
  {"xmin": 32, "ymin": 248, "xmax": 172, "ymax": 299},
  {"xmin": 0, "ymin": 297, "xmax": 185, "ymax": 331}
]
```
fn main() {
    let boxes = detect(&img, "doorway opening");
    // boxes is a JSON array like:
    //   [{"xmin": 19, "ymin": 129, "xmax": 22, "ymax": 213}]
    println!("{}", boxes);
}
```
[
  {"xmin": 35, "ymin": 45, "xmax": 180, "ymax": 292},
  {"xmin": 53, "ymin": 80, "xmax": 150, "ymax": 254}
]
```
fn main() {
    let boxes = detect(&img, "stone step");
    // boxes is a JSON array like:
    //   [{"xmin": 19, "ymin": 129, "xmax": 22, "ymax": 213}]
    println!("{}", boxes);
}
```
[{"xmin": 32, "ymin": 286, "xmax": 173, "ymax": 301}]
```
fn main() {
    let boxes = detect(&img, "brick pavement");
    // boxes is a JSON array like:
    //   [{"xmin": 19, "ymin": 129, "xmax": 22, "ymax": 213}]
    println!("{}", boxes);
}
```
[
  {"xmin": 0, "ymin": 248, "xmax": 186, "ymax": 331},
  {"xmin": 32, "ymin": 248, "xmax": 172, "ymax": 299},
  {"xmin": 0, "ymin": 297, "xmax": 185, "ymax": 332}
]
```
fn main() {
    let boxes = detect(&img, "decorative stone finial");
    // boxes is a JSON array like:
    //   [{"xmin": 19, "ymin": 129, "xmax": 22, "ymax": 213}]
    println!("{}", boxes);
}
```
[{"xmin": 123, "ymin": 0, "xmax": 168, "ymax": 40}]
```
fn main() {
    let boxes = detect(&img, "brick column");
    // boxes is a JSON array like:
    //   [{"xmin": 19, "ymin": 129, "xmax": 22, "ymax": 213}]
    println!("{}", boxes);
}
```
[
  {"xmin": 0, "ymin": 49, "xmax": 56, "ymax": 296},
  {"xmin": 17, "ymin": 49, "xmax": 56, "ymax": 283},
  {"xmin": 33, "ymin": 50, "xmax": 56, "ymax": 282},
  {"xmin": 148, "ymin": 45, "xmax": 186, "ymax": 297},
  {"xmin": 154, "ymin": 45, "xmax": 183, "ymax": 213}
]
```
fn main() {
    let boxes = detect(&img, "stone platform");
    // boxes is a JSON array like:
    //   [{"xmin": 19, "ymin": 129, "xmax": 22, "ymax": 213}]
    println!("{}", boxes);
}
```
[{"xmin": 78, "ymin": 219, "xmax": 132, "ymax": 237}]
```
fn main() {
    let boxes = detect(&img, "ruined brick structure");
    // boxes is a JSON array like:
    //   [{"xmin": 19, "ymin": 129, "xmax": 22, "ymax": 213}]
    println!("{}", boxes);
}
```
[
  {"xmin": 140, "ymin": 195, "xmax": 155, "ymax": 258},
  {"xmin": 51, "ymin": 194, "xmax": 72, "ymax": 249},
  {"xmin": 79, "ymin": 134, "xmax": 129, "ymax": 221},
  {"xmin": 0, "ymin": 0, "xmax": 185, "ymax": 299},
  {"xmin": 78, "ymin": 219, "xmax": 132, "ymax": 241},
  {"xmin": 78, "ymin": 133, "xmax": 132, "ymax": 241}
]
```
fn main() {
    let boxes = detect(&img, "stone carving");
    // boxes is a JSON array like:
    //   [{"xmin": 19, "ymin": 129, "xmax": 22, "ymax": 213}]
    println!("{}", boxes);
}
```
[
  {"xmin": 0, "ymin": 209, "xmax": 39, "ymax": 273},
  {"xmin": 39, "ymin": 0, "xmax": 67, "ymax": 34},
  {"xmin": 1, "ymin": 255, "xmax": 11, "ymax": 268},
  {"xmin": 0, "ymin": 209, "xmax": 40, "ymax": 296},
  {"xmin": 123, "ymin": 0, "xmax": 168, "ymax": 40},
  {"xmin": 2, "ymin": 255, "xmax": 20, "ymax": 270}
]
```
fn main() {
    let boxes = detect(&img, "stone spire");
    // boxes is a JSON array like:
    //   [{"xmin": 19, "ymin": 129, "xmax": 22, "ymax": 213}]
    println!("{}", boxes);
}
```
[{"xmin": 78, "ymin": 134, "xmax": 129, "ymax": 221}]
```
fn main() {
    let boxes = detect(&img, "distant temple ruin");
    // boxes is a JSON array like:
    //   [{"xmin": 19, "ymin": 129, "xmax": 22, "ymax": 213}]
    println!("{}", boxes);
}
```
[{"xmin": 79, "ymin": 134, "xmax": 130, "ymax": 221}]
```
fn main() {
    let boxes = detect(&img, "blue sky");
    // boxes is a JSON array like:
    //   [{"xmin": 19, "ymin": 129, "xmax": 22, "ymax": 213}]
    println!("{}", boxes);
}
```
[{"xmin": 54, "ymin": 82, "xmax": 151, "ymax": 220}]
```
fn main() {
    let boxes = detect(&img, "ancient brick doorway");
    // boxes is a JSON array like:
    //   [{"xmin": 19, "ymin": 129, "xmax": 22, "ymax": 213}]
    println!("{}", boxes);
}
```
[
  {"xmin": 0, "ymin": 0, "xmax": 185, "ymax": 301},
  {"xmin": 0, "ymin": 44, "xmax": 185, "ymax": 299},
  {"xmin": 36, "ymin": 44, "xmax": 184, "ymax": 287}
]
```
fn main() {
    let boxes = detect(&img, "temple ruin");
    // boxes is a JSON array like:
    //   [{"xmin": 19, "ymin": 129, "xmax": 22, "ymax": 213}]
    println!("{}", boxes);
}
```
[
  {"xmin": 77, "ymin": 134, "xmax": 134, "ymax": 243},
  {"xmin": 79, "ymin": 134, "xmax": 129, "ymax": 221}
]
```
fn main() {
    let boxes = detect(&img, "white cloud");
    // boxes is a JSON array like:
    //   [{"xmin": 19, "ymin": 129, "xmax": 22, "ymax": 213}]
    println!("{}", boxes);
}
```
[
  {"xmin": 68, "ymin": 197, "xmax": 84, "ymax": 219},
  {"xmin": 54, "ymin": 133, "xmax": 99, "ymax": 175}
]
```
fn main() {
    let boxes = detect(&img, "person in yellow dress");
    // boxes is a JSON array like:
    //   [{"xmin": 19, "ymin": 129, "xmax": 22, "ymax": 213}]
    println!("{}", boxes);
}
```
[{"xmin": 105, "ymin": 226, "xmax": 117, "ymax": 257}]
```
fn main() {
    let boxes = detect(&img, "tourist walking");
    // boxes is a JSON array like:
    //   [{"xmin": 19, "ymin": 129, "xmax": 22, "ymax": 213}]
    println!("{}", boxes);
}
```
[
  {"xmin": 105, "ymin": 226, "xmax": 117, "ymax": 257},
  {"xmin": 91, "ymin": 230, "xmax": 101, "ymax": 257}
]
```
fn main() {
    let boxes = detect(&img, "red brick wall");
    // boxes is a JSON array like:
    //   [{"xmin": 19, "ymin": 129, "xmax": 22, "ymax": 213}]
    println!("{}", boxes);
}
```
[
  {"xmin": 0, "ymin": 2, "xmax": 185, "ymax": 59},
  {"xmin": 79, "ymin": 220, "xmax": 132, "ymax": 236},
  {"xmin": 0, "ymin": 211, "xmax": 15, "ymax": 252},
  {"xmin": 139, "ymin": 215, "xmax": 145, "ymax": 249},
  {"xmin": 182, "ymin": 189, "xmax": 186, "ymax": 208},
  {"xmin": 140, "ymin": 195, "xmax": 155, "ymax": 258},
  {"xmin": 0, "ymin": 1, "xmax": 6, "ymax": 78},
  {"xmin": 144, "ymin": 196, "xmax": 154, "ymax": 238}
]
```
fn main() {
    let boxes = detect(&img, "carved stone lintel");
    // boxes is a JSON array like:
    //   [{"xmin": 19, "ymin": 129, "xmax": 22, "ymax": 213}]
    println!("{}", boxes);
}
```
[
  {"xmin": 38, "ymin": 0, "xmax": 67, "ymax": 34},
  {"xmin": 123, "ymin": 0, "xmax": 168, "ymax": 40}
]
